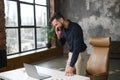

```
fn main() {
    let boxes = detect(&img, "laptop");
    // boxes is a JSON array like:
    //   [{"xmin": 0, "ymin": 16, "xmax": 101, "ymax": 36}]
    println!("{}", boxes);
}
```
[
  {"xmin": 0, "ymin": 77, "xmax": 10, "ymax": 80},
  {"xmin": 23, "ymin": 63, "xmax": 51, "ymax": 80}
]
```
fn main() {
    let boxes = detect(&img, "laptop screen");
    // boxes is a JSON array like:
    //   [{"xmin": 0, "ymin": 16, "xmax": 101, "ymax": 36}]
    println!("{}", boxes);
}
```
[{"xmin": 23, "ymin": 63, "xmax": 51, "ymax": 80}]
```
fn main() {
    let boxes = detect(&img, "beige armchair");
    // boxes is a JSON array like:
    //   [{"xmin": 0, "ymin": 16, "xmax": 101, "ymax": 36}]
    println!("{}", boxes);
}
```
[{"xmin": 86, "ymin": 37, "xmax": 110, "ymax": 80}]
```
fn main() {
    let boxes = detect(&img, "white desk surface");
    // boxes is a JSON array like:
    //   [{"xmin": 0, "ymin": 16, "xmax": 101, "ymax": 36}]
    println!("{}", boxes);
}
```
[{"xmin": 0, "ymin": 66, "xmax": 90, "ymax": 80}]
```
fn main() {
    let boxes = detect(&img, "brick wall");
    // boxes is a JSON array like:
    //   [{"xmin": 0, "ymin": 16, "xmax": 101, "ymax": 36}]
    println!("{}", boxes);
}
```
[{"xmin": 0, "ymin": 0, "xmax": 7, "ymax": 68}]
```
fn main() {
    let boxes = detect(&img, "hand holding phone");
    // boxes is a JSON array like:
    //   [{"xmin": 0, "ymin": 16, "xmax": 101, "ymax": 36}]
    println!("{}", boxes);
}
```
[
  {"xmin": 57, "ymin": 27, "xmax": 62, "ymax": 31},
  {"xmin": 55, "ymin": 27, "xmax": 62, "ymax": 39}
]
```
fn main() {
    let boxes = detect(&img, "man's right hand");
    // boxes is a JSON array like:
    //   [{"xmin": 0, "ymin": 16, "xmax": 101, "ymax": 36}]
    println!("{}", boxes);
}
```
[{"xmin": 55, "ymin": 27, "xmax": 62, "ymax": 39}]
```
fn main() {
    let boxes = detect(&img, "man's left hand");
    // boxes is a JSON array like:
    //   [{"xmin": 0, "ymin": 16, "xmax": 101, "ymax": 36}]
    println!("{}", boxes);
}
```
[{"xmin": 65, "ymin": 66, "xmax": 74, "ymax": 76}]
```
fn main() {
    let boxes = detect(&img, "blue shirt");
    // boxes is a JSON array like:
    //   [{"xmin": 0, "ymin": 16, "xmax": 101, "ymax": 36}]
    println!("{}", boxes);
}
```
[{"xmin": 58, "ymin": 21, "xmax": 87, "ymax": 67}]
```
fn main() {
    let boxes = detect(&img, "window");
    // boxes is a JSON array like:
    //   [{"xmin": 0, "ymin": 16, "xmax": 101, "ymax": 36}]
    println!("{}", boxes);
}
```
[{"xmin": 4, "ymin": 0, "xmax": 49, "ymax": 55}]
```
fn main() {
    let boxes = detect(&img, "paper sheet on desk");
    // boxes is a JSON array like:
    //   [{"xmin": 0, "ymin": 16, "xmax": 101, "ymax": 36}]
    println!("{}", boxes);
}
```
[{"xmin": 45, "ymin": 75, "xmax": 90, "ymax": 80}]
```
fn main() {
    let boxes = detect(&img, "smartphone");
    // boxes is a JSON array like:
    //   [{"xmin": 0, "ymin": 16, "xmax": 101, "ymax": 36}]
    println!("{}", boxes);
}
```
[{"xmin": 57, "ymin": 27, "xmax": 62, "ymax": 31}]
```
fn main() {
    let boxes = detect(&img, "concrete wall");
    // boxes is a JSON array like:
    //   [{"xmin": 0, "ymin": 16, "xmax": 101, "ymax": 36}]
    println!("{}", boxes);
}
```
[{"xmin": 59, "ymin": 0, "xmax": 120, "ymax": 52}]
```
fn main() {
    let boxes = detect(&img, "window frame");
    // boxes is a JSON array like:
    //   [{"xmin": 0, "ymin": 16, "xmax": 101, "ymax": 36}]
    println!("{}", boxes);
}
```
[{"xmin": 5, "ymin": 0, "xmax": 50, "ymax": 56}]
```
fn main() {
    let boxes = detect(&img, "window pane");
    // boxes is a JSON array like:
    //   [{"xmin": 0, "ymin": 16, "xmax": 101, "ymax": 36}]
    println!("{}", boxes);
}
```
[
  {"xmin": 35, "ymin": 0, "xmax": 46, "ymax": 5},
  {"xmin": 37, "ymin": 28, "xmax": 47, "ymax": 48},
  {"xmin": 21, "ymin": 28, "xmax": 35, "ymax": 51},
  {"xmin": 36, "ymin": 6, "xmax": 47, "ymax": 27},
  {"xmin": 6, "ymin": 29, "xmax": 19, "ymax": 54},
  {"xmin": 20, "ymin": 4, "xmax": 34, "ymax": 26},
  {"xmin": 19, "ymin": 0, "xmax": 33, "ymax": 3},
  {"xmin": 4, "ymin": 0, "xmax": 18, "ymax": 27}
]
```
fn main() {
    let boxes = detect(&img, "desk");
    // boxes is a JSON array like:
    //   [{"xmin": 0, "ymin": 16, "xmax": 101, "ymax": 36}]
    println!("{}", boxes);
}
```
[{"xmin": 0, "ymin": 66, "xmax": 90, "ymax": 80}]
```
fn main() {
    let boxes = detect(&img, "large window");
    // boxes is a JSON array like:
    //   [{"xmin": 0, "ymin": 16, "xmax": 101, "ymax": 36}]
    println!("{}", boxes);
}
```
[{"xmin": 4, "ymin": 0, "xmax": 49, "ymax": 55}]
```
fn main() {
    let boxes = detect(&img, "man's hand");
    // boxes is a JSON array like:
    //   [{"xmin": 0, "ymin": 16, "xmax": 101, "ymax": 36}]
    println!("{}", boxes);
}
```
[
  {"xmin": 55, "ymin": 27, "xmax": 62, "ymax": 39},
  {"xmin": 65, "ymin": 66, "xmax": 74, "ymax": 76}
]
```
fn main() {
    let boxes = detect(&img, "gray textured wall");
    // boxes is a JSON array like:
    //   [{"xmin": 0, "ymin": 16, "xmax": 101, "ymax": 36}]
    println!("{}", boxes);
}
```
[{"xmin": 59, "ymin": 0, "xmax": 120, "ymax": 53}]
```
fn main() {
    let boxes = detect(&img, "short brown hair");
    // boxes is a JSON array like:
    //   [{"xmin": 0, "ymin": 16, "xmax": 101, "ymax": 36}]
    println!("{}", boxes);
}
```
[{"xmin": 50, "ymin": 12, "xmax": 64, "ymax": 23}]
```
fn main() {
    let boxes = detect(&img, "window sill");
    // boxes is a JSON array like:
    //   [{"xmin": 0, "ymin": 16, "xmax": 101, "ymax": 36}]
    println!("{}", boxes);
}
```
[{"xmin": 7, "ymin": 48, "xmax": 48, "ymax": 59}]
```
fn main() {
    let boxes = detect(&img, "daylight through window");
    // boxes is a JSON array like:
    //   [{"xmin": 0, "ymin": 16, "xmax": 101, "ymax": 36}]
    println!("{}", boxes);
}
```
[{"xmin": 4, "ymin": 0, "xmax": 49, "ymax": 55}]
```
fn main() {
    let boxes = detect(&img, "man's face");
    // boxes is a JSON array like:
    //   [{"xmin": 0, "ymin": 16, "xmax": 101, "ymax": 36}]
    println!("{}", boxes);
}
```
[{"xmin": 51, "ymin": 18, "xmax": 63, "ymax": 29}]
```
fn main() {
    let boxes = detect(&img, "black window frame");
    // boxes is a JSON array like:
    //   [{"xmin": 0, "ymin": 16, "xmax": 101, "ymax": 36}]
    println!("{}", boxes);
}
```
[{"xmin": 5, "ymin": 0, "xmax": 50, "ymax": 56}]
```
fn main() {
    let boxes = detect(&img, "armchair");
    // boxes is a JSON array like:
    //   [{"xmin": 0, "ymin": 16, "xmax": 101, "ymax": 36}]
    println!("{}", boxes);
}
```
[{"xmin": 86, "ymin": 37, "xmax": 110, "ymax": 80}]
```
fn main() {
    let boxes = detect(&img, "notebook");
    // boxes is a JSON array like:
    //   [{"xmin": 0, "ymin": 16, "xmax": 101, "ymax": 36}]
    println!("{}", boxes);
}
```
[{"xmin": 23, "ymin": 63, "xmax": 51, "ymax": 80}]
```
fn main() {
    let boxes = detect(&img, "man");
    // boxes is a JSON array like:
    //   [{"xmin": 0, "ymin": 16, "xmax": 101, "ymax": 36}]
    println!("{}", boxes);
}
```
[{"xmin": 50, "ymin": 13, "xmax": 87, "ymax": 76}]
